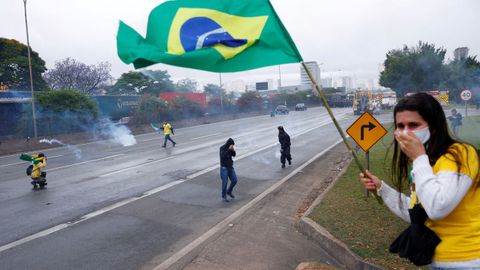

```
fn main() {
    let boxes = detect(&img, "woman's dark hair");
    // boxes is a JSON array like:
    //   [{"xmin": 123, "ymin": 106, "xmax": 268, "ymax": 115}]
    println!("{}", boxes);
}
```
[{"xmin": 391, "ymin": 92, "xmax": 471, "ymax": 192}]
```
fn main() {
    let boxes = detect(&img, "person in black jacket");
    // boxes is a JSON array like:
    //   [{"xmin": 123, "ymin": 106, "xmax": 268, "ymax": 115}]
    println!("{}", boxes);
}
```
[
  {"xmin": 278, "ymin": 126, "xmax": 292, "ymax": 168},
  {"xmin": 219, "ymin": 138, "xmax": 237, "ymax": 202}
]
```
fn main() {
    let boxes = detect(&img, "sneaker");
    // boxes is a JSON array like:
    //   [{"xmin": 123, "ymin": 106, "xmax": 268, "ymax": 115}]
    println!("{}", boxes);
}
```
[
  {"xmin": 288, "ymin": 160, "xmax": 292, "ymax": 165},
  {"xmin": 173, "ymin": 142, "xmax": 176, "ymax": 147},
  {"xmin": 281, "ymin": 164, "xmax": 285, "ymax": 168},
  {"xmin": 162, "ymin": 145, "xmax": 166, "ymax": 148},
  {"xmin": 227, "ymin": 193, "xmax": 235, "ymax": 199},
  {"xmin": 222, "ymin": 197, "xmax": 230, "ymax": 202}
]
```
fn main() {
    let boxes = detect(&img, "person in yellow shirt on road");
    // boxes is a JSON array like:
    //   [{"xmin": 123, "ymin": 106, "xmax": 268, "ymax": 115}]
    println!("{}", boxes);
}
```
[
  {"xmin": 161, "ymin": 121, "xmax": 176, "ymax": 148},
  {"xmin": 21, "ymin": 152, "xmax": 48, "ymax": 189}
]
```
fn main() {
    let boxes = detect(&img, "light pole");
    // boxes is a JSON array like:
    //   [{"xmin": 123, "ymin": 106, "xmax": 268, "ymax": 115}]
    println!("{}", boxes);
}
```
[
  {"xmin": 23, "ymin": 0, "xmax": 38, "ymax": 138},
  {"xmin": 218, "ymin": 73, "xmax": 223, "ymax": 113},
  {"xmin": 278, "ymin": 65, "xmax": 282, "ymax": 90}
]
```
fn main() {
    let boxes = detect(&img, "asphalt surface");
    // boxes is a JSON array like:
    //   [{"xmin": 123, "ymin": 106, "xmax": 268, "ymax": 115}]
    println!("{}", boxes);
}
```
[{"xmin": 0, "ymin": 107, "xmax": 392, "ymax": 270}]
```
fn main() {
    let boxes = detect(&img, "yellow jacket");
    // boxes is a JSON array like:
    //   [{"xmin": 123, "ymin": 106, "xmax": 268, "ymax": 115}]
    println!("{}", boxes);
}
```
[
  {"xmin": 31, "ymin": 156, "xmax": 47, "ymax": 179},
  {"xmin": 162, "ymin": 123, "xmax": 173, "ymax": 135},
  {"xmin": 425, "ymin": 143, "xmax": 480, "ymax": 262}
]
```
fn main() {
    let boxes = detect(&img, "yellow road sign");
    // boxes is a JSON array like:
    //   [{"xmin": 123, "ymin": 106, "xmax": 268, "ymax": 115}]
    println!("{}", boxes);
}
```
[{"xmin": 346, "ymin": 112, "xmax": 387, "ymax": 152}]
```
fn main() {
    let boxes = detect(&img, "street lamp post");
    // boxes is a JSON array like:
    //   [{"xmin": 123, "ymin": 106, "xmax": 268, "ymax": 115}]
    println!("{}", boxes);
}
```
[
  {"xmin": 23, "ymin": 0, "xmax": 38, "ymax": 138},
  {"xmin": 219, "ymin": 73, "xmax": 223, "ymax": 113}
]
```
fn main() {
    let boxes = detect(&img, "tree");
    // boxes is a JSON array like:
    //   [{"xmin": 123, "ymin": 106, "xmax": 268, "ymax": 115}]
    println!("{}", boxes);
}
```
[
  {"xmin": 141, "ymin": 69, "xmax": 175, "ymax": 94},
  {"xmin": 175, "ymin": 78, "xmax": 198, "ymax": 92},
  {"xmin": 43, "ymin": 58, "xmax": 112, "ymax": 95},
  {"xmin": 204, "ymin": 83, "xmax": 226, "ymax": 110},
  {"xmin": 170, "ymin": 96, "xmax": 205, "ymax": 119},
  {"xmin": 0, "ymin": 38, "xmax": 48, "ymax": 91},
  {"xmin": 203, "ymin": 83, "xmax": 225, "ymax": 97},
  {"xmin": 236, "ymin": 91, "xmax": 263, "ymax": 112},
  {"xmin": 23, "ymin": 90, "xmax": 99, "ymax": 136},
  {"xmin": 109, "ymin": 71, "xmax": 152, "ymax": 95},
  {"xmin": 380, "ymin": 41, "xmax": 446, "ymax": 97},
  {"xmin": 441, "ymin": 56, "xmax": 480, "ymax": 103},
  {"xmin": 134, "ymin": 96, "xmax": 169, "ymax": 123},
  {"xmin": 36, "ymin": 89, "xmax": 98, "ymax": 116}
]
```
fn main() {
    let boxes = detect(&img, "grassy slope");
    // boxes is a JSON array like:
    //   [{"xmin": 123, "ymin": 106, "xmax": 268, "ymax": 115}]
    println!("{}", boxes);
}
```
[{"xmin": 309, "ymin": 115, "xmax": 480, "ymax": 269}]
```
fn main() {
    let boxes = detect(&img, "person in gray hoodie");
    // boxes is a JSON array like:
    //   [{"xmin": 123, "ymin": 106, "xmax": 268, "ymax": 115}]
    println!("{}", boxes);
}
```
[{"xmin": 219, "ymin": 138, "xmax": 237, "ymax": 202}]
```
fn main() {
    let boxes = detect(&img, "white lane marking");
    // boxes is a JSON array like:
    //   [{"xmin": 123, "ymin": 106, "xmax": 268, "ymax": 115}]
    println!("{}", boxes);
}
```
[
  {"xmin": 152, "ymin": 138, "xmax": 344, "ymax": 270},
  {"xmin": 141, "ymin": 137, "xmax": 160, "ymax": 142},
  {"xmin": 101, "ymin": 117, "xmax": 331, "ymax": 180},
  {"xmin": 0, "ymin": 111, "xmax": 346, "ymax": 253},
  {"xmin": 0, "ymin": 155, "xmax": 63, "ymax": 168},
  {"xmin": 190, "ymin": 133, "xmax": 220, "ymax": 141},
  {"xmin": 184, "ymin": 118, "xmax": 335, "ymax": 180},
  {"xmin": 47, "ymin": 154, "xmax": 125, "ymax": 172},
  {"xmin": 99, "ymin": 156, "xmax": 175, "ymax": 177},
  {"xmin": 129, "ymin": 111, "xmax": 341, "ymax": 158},
  {"xmin": 0, "ymin": 180, "xmax": 185, "ymax": 253}
]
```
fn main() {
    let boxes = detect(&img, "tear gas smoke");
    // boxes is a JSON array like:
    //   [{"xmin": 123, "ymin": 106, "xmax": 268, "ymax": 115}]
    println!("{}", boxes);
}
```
[
  {"xmin": 94, "ymin": 118, "xmax": 136, "ymax": 147},
  {"xmin": 39, "ymin": 138, "xmax": 82, "ymax": 159}
]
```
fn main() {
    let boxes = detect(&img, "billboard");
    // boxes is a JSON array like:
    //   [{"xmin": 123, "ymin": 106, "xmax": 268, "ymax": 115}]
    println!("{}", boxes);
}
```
[{"xmin": 256, "ymin": 82, "xmax": 269, "ymax": 91}]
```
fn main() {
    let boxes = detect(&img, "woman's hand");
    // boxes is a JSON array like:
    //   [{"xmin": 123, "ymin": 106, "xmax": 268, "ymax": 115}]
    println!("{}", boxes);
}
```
[
  {"xmin": 394, "ymin": 131, "xmax": 426, "ymax": 160},
  {"xmin": 359, "ymin": 170, "xmax": 381, "ymax": 192}
]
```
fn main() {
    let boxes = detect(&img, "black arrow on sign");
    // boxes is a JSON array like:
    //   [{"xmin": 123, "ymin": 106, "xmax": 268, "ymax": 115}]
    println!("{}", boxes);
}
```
[{"xmin": 360, "ymin": 122, "xmax": 376, "ymax": 140}]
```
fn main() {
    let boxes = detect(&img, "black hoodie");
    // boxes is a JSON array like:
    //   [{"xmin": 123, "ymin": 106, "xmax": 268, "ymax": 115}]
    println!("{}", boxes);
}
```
[
  {"xmin": 278, "ymin": 127, "xmax": 291, "ymax": 149},
  {"xmin": 219, "ymin": 138, "xmax": 236, "ymax": 168}
]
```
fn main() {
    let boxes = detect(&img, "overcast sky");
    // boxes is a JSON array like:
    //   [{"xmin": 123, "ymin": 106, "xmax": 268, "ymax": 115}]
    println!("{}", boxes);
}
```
[{"xmin": 1, "ymin": 0, "xmax": 479, "ymax": 89}]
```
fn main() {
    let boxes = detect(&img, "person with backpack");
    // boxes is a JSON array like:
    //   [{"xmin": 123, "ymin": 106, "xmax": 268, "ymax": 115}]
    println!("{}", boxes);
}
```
[{"xmin": 21, "ymin": 153, "xmax": 48, "ymax": 189}]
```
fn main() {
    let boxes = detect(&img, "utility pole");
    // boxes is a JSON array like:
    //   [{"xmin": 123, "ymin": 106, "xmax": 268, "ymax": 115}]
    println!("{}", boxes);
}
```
[
  {"xmin": 23, "ymin": 0, "xmax": 38, "ymax": 138},
  {"xmin": 219, "ymin": 73, "xmax": 223, "ymax": 113},
  {"xmin": 278, "ymin": 65, "xmax": 282, "ymax": 90}
]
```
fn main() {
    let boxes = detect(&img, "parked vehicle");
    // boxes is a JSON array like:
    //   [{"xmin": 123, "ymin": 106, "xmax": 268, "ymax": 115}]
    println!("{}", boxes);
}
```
[
  {"xmin": 295, "ymin": 103, "xmax": 307, "ymax": 111},
  {"xmin": 275, "ymin": 105, "xmax": 289, "ymax": 115}
]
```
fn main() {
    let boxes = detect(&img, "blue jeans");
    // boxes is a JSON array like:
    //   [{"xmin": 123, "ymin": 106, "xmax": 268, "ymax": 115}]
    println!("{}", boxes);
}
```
[
  {"xmin": 163, "ymin": 134, "xmax": 176, "ymax": 147},
  {"xmin": 220, "ymin": 166, "xmax": 237, "ymax": 198}
]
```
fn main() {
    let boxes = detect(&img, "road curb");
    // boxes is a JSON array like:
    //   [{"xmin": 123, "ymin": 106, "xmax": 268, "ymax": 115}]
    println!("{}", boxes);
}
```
[{"xmin": 295, "ymin": 153, "xmax": 384, "ymax": 270}]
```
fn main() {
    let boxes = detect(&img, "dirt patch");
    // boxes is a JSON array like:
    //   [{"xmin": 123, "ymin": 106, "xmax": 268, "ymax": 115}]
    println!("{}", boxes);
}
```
[{"xmin": 294, "ymin": 152, "xmax": 351, "ymax": 220}]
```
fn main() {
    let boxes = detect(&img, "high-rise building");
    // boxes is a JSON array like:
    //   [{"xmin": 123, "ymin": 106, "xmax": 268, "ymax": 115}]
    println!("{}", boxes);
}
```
[
  {"xmin": 454, "ymin": 47, "xmax": 469, "ymax": 61},
  {"xmin": 300, "ymin": 61, "xmax": 320, "ymax": 86},
  {"xmin": 341, "ymin": 76, "xmax": 352, "ymax": 90},
  {"xmin": 320, "ymin": 78, "xmax": 332, "ymax": 88}
]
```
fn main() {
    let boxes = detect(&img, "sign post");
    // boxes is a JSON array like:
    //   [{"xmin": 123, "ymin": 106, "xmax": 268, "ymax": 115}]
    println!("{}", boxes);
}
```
[
  {"xmin": 347, "ymin": 112, "xmax": 388, "ymax": 198},
  {"xmin": 460, "ymin": 89, "xmax": 472, "ymax": 117}
]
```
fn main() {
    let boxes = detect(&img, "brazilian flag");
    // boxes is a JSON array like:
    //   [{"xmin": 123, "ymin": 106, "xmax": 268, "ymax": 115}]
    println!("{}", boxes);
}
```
[{"xmin": 117, "ymin": 0, "xmax": 303, "ymax": 72}]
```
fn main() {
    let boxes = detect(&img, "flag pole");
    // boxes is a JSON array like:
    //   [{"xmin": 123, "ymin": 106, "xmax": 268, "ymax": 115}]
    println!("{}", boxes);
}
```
[{"xmin": 301, "ymin": 62, "xmax": 382, "ymax": 204}]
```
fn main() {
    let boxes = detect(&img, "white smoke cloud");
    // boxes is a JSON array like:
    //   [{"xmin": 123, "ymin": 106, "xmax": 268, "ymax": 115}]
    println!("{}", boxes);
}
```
[
  {"xmin": 94, "ymin": 118, "xmax": 137, "ymax": 147},
  {"xmin": 39, "ymin": 138, "xmax": 82, "ymax": 159}
]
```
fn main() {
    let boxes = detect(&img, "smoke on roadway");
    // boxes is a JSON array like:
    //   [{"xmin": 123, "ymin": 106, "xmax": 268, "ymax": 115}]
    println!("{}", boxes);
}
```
[
  {"xmin": 92, "ymin": 118, "xmax": 136, "ymax": 147},
  {"xmin": 39, "ymin": 138, "xmax": 83, "ymax": 159}
]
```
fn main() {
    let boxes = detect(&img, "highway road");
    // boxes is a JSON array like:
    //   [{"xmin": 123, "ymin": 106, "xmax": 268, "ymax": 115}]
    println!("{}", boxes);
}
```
[{"xmin": 0, "ymin": 107, "xmax": 390, "ymax": 269}]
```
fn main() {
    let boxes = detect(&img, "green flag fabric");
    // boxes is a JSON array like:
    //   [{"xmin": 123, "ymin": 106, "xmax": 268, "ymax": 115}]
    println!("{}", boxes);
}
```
[{"xmin": 117, "ymin": 0, "xmax": 302, "ymax": 72}]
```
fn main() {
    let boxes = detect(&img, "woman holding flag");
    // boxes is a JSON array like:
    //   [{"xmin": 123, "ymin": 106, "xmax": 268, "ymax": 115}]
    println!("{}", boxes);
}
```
[{"xmin": 360, "ymin": 93, "xmax": 480, "ymax": 268}]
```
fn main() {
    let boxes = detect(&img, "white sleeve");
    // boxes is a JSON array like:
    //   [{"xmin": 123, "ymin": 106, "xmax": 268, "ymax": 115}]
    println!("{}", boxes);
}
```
[
  {"xmin": 378, "ymin": 181, "xmax": 411, "ymax": 223},
  {"xmin": 412, "ymin": 154, "xmax": 473, "ymax": 221}
]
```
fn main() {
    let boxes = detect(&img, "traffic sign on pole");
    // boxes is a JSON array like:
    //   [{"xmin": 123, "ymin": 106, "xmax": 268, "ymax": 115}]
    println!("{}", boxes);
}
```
[
  {"xmin": 346, "ymin": 112, "xmax": 387, "ymax": 152},
  {"xmin": 461, "ymin": 89, "xmax": 472, "ymax": 101}
]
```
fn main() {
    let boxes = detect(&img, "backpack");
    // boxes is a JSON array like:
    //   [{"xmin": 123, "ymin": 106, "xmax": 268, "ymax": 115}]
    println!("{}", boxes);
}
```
[{"xmin": 26, "ymin": 165, "xmax": 33, "ymax": 176}]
